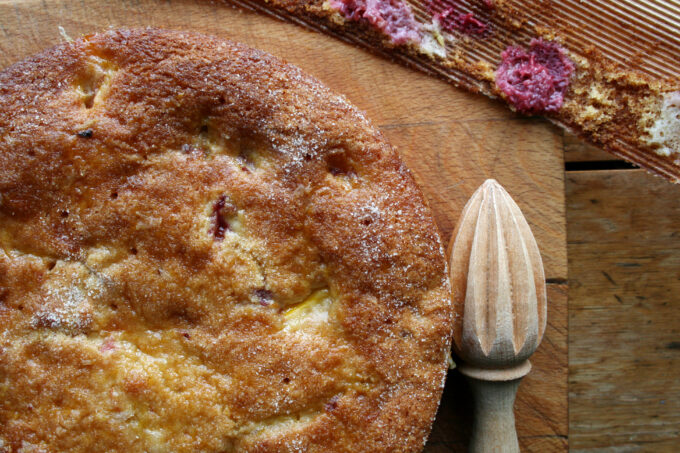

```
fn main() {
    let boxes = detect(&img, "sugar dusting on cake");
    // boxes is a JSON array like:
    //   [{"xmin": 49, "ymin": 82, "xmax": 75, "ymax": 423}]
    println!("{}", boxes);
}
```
[
  {"xmin": 647, "ymin": 92, "xmax": 680, "ymax": 160},
  {"xmin": 31, "ymin": 265, "xmax": 105, "ymax": 334},
  {"xmin": 32, "ymin": 284, "xmax": 93, "ymax": 333},
  {"xmin": 496, "ymin": 39, "xmax": 574, "ymax": 115},
  {"xmin": 327, "ymin": 0, "xmax": 422, "ymax": 45},
  {"xmin": 1, "ymin": 28, "xmax": 454, "ymax": 452}
]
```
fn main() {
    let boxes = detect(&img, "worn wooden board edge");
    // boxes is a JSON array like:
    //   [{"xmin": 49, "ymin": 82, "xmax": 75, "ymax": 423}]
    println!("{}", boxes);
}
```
[{"xmin": 564, "ymin": 133, "xmax": 619, "ymax": 163}]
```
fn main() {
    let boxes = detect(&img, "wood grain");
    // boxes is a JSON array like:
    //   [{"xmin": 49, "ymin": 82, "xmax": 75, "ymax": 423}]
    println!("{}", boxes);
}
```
[
  {"xmin": 446, "ymin": 179, "xmax": 552, "ymax": 453},
  {"xmin": 387, "ymin": 118, "xmax": 566, "ymax": 280},
  {"xmin": 567, "ymin": 169, "xmax": 680, "ymax": 451},
  {"xmin": 0, "ymin": 0, "xmax": 568, "ymax": 451},
  {"xmin": 428, "ymin": 284, "xmax": 568, "ymax": 452}
]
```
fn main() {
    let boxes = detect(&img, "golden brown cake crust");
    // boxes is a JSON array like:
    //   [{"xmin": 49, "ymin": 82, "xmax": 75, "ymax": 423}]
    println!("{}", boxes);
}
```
[{"xmin": 0, "ymin": 29, "xmax": 452, "ymax": 452}]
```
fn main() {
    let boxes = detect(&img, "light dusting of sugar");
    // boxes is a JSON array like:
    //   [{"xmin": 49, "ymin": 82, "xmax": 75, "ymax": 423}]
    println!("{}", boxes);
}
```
[
  {"xmin": 2, "ymin": 32, "xmax": 454, "ymax": 452},
  {"xmin": 348, "ymin": 187, "xmax": 450, "ymax": 302},
  {"xmin": 353, "ymin": 196, "xmax": 389, "ymax": 267},
  {"xmin": 32, "ymin": 267, "xmax": 105, "ymax": 333},
  {"xmin": 33, "ymin": 285, "xmax": 91, "ymax": 332},
  {"xmin": 257, "ymin": 80, "xmax": 360, "ymax": 179}
]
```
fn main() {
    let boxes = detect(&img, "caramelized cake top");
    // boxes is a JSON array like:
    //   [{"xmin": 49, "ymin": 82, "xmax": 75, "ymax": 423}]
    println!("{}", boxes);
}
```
[{"xmin": 0, "ymin": 29, "xmax": 453, "ymax": 452}]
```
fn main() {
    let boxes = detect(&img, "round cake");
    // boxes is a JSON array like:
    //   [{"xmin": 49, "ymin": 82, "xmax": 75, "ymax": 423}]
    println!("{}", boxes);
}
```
[{"xmin": 0, "ymin": 29, "xmax": 452, "ymax": 452}]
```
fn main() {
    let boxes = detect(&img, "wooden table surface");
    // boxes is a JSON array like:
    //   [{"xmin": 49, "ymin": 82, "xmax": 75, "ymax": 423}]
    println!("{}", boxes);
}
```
[
  {"xmin": 0, "ymin": 1, "xmax": 676, "ymax": 451},
  {"xmin": 565, "ymin": 143, "xmax": 680, "ymax": 451}
]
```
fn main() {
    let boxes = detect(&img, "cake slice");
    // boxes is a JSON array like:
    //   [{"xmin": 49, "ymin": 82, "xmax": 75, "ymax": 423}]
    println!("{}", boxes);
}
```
[{"xmin": 229, "ymin": 0, "xmax": 680, "ymax": 181}]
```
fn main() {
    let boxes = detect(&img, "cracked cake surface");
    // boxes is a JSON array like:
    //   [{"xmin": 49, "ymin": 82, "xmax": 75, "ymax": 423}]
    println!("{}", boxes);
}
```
[{"xmin": 0, "ymin": 28, "xmax": 453, "ymax": 452}]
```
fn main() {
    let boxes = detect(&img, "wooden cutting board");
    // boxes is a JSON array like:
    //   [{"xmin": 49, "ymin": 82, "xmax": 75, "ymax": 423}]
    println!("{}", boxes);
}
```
[{"xmin": 0, "ymin": 0, "xmax": 568, "ymax": 450}]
